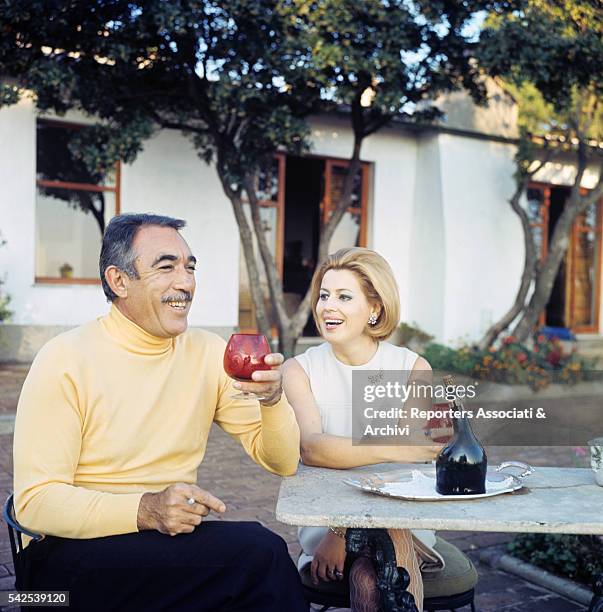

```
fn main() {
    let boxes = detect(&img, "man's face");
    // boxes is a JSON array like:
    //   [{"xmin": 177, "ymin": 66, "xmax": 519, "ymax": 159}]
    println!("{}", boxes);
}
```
[{"xmin": 117, "ymin": 225, "xmax": 196, "ymax": 338}]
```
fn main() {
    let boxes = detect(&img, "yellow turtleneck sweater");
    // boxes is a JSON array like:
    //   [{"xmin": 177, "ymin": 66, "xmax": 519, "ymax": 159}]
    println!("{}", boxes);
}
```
[{"xmin": 13, "ymin": 304, "xmax": 300, "ymax": 540}]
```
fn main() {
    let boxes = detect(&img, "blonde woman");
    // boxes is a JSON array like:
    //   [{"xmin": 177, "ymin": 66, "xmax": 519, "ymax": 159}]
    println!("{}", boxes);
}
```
[{"xmin": 283, "ymin": 247, "xmax": 442, "ymax": 612}]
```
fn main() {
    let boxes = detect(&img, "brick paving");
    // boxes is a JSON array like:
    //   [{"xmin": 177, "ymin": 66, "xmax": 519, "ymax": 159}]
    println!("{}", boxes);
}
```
[{"xmin": 0, "ymin": 363, "xmax": 592, "ymax": 610}]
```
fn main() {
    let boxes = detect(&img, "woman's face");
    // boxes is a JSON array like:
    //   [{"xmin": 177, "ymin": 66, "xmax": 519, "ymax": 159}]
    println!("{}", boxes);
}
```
[{"xmin": 316, "ymin": 268, "xmax": 377, "ymax": 345}]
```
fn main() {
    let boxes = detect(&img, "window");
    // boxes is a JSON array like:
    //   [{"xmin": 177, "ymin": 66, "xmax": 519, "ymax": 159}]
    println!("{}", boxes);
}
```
[{"xmin": 35, "ymin": 119, "xmax": 120, "ymax": 283}]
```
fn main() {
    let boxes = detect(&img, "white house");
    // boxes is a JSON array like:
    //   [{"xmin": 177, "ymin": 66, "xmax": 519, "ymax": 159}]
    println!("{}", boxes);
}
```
[{"xmin": 0, "ymin": 83, "xmax": 601, "ymax": 361}]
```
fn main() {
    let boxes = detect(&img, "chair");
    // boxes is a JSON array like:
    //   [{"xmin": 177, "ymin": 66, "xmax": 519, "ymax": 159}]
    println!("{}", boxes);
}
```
[
  {"xmin": 300, "ymin": 536, "xmax": 477, "ymax": 612},
  {"xmin": 3, "ymin": 494, "xmax": 44, "ymax": 590}
]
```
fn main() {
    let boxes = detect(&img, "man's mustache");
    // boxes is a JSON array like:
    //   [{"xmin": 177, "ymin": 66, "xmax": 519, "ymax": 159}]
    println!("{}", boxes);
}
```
[{"xmin": 162, "ymin": 292, "xmax": 192, "ymax": 303}]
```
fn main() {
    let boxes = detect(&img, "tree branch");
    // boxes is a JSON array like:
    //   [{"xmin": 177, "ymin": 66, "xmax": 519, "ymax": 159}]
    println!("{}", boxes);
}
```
[
  {"xmin": 478, "ymin": 175, "xmax": 535, "ymax": 349},
  {"xmin": 151, "ymin": 111, "xmax": 206, "ymax": 135},
  {"xmin": 364, "ymin": 114, "xmax": 391, "ymax": 138}
]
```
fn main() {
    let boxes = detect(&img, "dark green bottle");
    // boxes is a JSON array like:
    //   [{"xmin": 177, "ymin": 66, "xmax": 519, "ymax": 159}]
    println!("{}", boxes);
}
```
[{"xmin": 436, "ymin": 375, "xmax": 487, "ymax": 495}]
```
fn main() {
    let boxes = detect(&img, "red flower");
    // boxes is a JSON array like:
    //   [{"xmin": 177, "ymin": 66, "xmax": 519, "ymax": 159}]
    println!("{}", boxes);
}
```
[
  {"xmin": 537, "ymin": 335, "xmax": 546, "ymax": 343},
  {"xmin": 517, "ymin": 352, "xmax": 527, "ymax": 363},
  {"xmin": 547, "ymin": 350, "xmax": 561, "ymax": 366},
  {"xmin": 503, "ymin": 336, "xmax": 515, "ymax": 345}
]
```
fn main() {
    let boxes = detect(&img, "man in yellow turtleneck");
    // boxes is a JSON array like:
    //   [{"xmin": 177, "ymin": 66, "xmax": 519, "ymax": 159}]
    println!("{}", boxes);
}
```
[{"xmin": 13, "ymin": 214, "xmax": 308, "ymax": 611}]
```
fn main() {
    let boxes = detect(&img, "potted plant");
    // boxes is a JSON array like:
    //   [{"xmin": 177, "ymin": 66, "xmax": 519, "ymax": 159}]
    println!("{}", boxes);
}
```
[{"xmin": 59, "ymin": 263, "xmax": 73, "ymax": 279}]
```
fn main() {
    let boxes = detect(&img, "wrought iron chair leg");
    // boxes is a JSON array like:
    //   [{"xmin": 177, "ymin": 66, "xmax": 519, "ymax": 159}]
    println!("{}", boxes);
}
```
[
  {"xmin": 3, "ymin": 494, "xmax": 45, "ymax": 591},
  {"xmin": 589, "ymin": 573, "xmax": 603, "ymax": 612},
  {"xmin": 346, "ymin": 528, "xmax": 418, "ymax": 612}
]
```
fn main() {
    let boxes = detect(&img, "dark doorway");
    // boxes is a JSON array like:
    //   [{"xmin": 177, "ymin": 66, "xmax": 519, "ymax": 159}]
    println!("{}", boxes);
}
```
[
  {"xmin": 545, "ymin": 186, "xmax": 572, "ymax": 327},
  {"xmin": 283, "ymin": 156, "xmax": 324, "ymax": 335}
]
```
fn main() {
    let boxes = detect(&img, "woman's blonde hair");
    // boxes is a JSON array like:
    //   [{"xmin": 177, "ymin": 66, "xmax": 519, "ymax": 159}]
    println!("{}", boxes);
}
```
[{"xmin": 310, "ymin": 247, "xmax": 400, "ymax": 342}]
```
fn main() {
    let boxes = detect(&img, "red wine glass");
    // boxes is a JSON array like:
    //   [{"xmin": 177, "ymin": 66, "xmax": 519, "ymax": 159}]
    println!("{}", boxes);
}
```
[{"xmin": 223, "ymin": 333, "xmax": 272, "ymax": 400}]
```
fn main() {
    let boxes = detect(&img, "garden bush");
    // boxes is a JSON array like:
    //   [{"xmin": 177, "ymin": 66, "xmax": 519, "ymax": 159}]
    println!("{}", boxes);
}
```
[
  {"xmin": 508, "ymin": 533, "xmax": 603, "ymax": 587},
  {"xmin": 422, "ymin": 335, "xmax": 595, "ymax": 390},
  {"xmin": 422, "ymin": 343, "xmax": 477, "ymax": 376}
]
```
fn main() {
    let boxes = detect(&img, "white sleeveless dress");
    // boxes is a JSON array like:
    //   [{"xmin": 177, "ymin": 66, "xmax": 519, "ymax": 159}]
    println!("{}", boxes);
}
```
[{"xmin": 295, "ymin": 341, "xmax": 443, "ymax": 572}]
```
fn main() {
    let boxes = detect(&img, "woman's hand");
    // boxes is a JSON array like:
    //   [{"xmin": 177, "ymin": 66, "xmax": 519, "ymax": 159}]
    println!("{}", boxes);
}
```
[
  {"xmin": 311, "ymin": 531, "xmax": 346, "ymax": 584},
  {"xmin": 384, "ymin": 444, "xmax": 442, "ymax": 464}
]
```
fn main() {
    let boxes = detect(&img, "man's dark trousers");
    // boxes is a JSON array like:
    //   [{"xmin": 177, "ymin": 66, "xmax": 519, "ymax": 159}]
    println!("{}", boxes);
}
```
[{"xmin": 21, "ymin": 521, "xmax": 309, "ymax": 611}]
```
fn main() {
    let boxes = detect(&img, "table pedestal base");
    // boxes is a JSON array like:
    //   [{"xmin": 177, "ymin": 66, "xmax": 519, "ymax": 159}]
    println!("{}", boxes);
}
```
[{"xmin": 346, "ymin": 528, "xmax": 419, "ymax": 612}]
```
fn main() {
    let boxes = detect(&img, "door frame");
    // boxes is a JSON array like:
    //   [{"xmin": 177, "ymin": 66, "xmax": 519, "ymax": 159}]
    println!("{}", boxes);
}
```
[
  {"xmin": 528, "ymin": 181, "xmax": 602, "ymax": 333},
  {"xmin": 322, "ymin": 158, "xmax": 370, "ymax": 248},
  {"xmin": 567, "ymin": 188, "xmax": 602, "ymax": 333}
]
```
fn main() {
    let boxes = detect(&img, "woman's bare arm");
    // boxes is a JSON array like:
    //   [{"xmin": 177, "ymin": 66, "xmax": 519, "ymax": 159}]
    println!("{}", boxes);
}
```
[{"xmin": 282, "ymin": 358, "xmax": 439, "ymax": 469}]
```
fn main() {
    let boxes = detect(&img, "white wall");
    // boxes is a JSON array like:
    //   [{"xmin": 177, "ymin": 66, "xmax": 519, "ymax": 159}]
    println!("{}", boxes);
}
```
[
  {"xmin": 0, "ymin": 100, "xmax": 240, "ymax": 327},
  {"xmin": 366, "ymin": 129, "xmax": 419, "ymax": 324},
  {"xmin": 408, "ymin": 134, "xmax": 446, "ymax": 340},
  {"xmin": 437, "ymin": 134, "xmax": 522, "ymax": 344},
  {"xmin": 434, "ymin": 77, "xmax": 519, "ymax": 140}
]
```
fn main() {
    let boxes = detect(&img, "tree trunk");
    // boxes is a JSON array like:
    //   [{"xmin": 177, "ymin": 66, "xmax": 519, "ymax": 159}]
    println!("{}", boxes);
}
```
[
  {"xmin": 242, "ymin": 174, "xmax": 294, "ymax": 354},
  {"xmin": 512, "ymin": 153, "xmax": 603, "ymax": 342},
  {"xmin": 478, "ymin": 177, "xmax": 536, "ymax": 350},
  {"xmin": 476, "ymin": 149, "xmax": 557, "ymax": 351},
  {"xmin": 278, "ymin": 331, "xmax": 297, "ymax": 360},
  {"xmin": 215, "ymin": 172, "xmax": 272, "ymax": 340},
  {"xmin": 231, "ymin": 197, "xmax": 272, "ymax": 339},
  {"xmin": 512, "ymin": 211, "xmax": 574, "ymax": 341}
]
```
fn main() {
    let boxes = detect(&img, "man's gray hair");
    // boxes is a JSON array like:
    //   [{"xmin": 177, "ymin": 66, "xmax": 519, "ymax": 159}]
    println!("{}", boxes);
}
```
[{"xmin": 99, "ymin": 213, "xmax": 186, "ymax": 302}]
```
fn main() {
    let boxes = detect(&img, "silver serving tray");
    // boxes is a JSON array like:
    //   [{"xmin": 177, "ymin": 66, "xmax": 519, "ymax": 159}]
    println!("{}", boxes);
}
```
[{"xmin": 343, "ymin": 461, "xmax": 534, "ymax": 501}]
